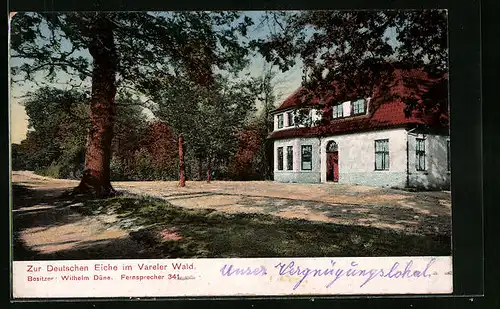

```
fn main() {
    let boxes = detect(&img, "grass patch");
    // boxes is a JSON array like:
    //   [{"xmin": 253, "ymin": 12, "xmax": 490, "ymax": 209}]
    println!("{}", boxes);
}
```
[
  {"xmin": 82, "ymin": 195, "xmax": 451, "ymax": 258},
  {"xmin": 36, "ymin": 164, "xmax": 62, "ymax": 179}
]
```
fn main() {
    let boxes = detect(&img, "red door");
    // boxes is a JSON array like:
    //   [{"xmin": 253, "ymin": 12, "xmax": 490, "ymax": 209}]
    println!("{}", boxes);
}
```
[{"xmin": 327, "ymin": 151, "xmax": 339, "ymax": 182}]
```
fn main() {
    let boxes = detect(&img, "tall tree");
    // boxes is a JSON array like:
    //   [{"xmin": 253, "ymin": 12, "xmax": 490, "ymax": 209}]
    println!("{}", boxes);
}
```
[
  {"xmin": 198, "ymin": 76, "xmax": 257, "ymax": 181},
  {"xmin": 11, "ymin": 12, "xmax": 253, "ymax": 196},
  {"xmin": 251, "ymin": 65, "xmax": 279, "ymax": 178},
  {"xmin": 252, "ymin": 64, "xmax": 278, "ymax": 133},
  {"xmin": 252, "ymin": 10, "xmax": 448, "ymax": 122},
  {"xmin": 152, "ymin": 74, "xmax": 257, "ymax": 182},
  {"xmin": 110, "ymin": 91, "xmax": 149, "ymax": 179},
  {"xmin": 149, "ymin": 77, "xmax": 201, "ymax": 185},
  {"xmin": 14, "ymin": 87, "xmax": 153, "ymax": 179},
  {"xmin": 16, "ymin": 87, "xmax": 90, "ymax": 177}
]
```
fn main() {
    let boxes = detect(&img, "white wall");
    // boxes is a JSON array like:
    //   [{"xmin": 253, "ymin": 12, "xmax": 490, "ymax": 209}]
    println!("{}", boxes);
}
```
[
  {"xmin": 273, "ymin": 128, "xmax": 407, "ymax": 186},
  {"xmin": 407, "ymin": 133, "xmax": 450, "ymax": 189},
  {"xmin": 271, "ymin": 95, "xmax": 450, "ymax": 189},
  {"xmin": 272, "ymin": 128, "xmax": 450, "ymax": 189},
  {"xmin": 320, "ymin": 128, "xmax": 408, "ymax": 187},
  {"xmin": 273, "ymin": 137, "xmax": 321, "ymax": 183}
]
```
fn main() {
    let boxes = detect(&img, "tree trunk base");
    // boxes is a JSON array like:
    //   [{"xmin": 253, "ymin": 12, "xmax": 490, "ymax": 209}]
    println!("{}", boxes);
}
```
[{"xmin": 73, "ymin": 172, "xmax": 116, "ymax": 198}]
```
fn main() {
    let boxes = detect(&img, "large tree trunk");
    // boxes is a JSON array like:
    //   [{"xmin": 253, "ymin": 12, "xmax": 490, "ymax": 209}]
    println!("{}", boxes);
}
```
[
  {"xmin": 75, "ymin": 16, "xmax": 117, "ymax": 197},
  {"xmin": 179, "ymin": 135, "xmax": 186, "ymax": 187}
]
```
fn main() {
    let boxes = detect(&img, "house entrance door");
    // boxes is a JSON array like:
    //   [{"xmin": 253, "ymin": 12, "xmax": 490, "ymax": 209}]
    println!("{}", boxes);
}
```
[{"xmin": 327, "ymin": 151, "xmax": 339, "ymax": 182}]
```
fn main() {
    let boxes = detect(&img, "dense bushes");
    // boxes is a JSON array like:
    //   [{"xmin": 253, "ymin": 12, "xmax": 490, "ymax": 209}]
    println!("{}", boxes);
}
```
[
  {"xmin": 227, "ymin": 125, "xmax": 273, "ymax": 180},
  {"xmin": 12, "ymin": 86, "xmax": 274, "ymax": 181}
]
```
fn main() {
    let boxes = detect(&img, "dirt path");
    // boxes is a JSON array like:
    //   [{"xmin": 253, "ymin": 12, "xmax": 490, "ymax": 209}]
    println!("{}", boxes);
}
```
[
  {"xmin": 11, "ymin": 171, "xmax": 451, "ymax": 259},
  {"xmin": 12, "ymin": 172, "xmax": 158, "ymax": 260},
  {"xmin": 112, "ymin": 177, "xmax": 451, "ymax": 234}
]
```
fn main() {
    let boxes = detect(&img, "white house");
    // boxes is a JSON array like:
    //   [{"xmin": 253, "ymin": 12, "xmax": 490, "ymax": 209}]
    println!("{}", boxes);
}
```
[{"xmin": 268, "ymin": 70, "xmax": 450, "ymax": 190}]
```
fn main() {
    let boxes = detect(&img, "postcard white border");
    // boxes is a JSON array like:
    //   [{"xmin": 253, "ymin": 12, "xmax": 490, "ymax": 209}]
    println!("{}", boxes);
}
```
[{"xmin": 13, "ymin": 256, "xmax": 452, "ymax": 298}]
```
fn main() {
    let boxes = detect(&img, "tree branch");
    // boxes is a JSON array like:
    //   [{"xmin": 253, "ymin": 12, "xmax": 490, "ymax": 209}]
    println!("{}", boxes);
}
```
[
  {"xmin": 12, "ymin": 56, "xmax": 92, "ymax": 77},
  {"xmin": 273, "ymin": 13, "xmax": 286, "ymax": 32}
]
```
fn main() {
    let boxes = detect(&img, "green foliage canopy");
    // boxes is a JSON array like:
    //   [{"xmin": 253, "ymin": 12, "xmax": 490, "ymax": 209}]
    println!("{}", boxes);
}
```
[{"xmin": 251, "ymin": 10, "xmax": 448, "ymax": 119}]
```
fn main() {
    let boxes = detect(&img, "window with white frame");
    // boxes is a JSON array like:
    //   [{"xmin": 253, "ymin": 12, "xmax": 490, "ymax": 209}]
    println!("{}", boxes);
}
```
[
  {"xmin": 301, "ymin": 145, "xmax": 312, "ymax": 170},
  {"xmin": 375, "ymin": 139, "xmax": 389, "ymax": 170},
  {"xmin": 287, "ymin": 111, "xmax": 295, "ymax": 127},
  {"xmin": 277, "ymin": 147, "xmax": 284, "ymax": 170},
  {"xmin": 352, "ymin": 98, "xmax": 366, "ymax": 115},
  {"xmin": 416, "ymin": 138, "xmax": 426, "ymax": 171},
  {"xmin": 332, "ymin": 104, "xmax": 343, "ymax": 119},
  {"xmin": 277, "ymin": 114, "xmax": 284, "ymax": 129},
  {"xmin": 286, "ymin": 146, "xmax": 293, "ymax": 170}
]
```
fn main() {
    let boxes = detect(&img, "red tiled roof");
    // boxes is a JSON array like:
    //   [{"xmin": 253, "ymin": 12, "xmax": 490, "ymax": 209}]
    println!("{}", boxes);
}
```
[{"xmin": 268, "ymin": 68, "xmax": 448, "ymax": 140}]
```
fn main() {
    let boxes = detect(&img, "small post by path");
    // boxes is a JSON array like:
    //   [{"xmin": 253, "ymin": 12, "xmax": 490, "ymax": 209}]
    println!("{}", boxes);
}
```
[{"xmin": 206, "ymin": 158, "xmax": 211, "ymax": 183}]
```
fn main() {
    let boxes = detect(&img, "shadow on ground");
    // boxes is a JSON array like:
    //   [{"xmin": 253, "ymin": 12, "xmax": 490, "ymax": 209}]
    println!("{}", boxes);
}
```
[
  {"xmin": 13, "ymin": 236, "xmax": 164, "ymax": 261},
  {"xmin": 12, "ymin": 184, "xmax": 451, "ymax": 261},
  {"xmin": 12, "ymin": 184, "xmax": 160, "ymax": 260},
  {"xmin": 12, "ymin": 184, "xmax": 74, "ymax": 210},
  {"xmin": 142, "ymin": 190, "xmax": 451, "ymax": 236},
  {"xmin": 238, "ymin": 195, "xmax": 451, "ymax": 236},
  {"xmin": 13, "ymin": 184, "xmax": 88, "ymax": 230}
]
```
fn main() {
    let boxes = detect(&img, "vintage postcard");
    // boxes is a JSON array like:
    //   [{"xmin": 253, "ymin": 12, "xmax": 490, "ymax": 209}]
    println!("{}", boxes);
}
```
[{"xmin": 9, "ymin": 10, "xmax": 452, "ymax": 299}]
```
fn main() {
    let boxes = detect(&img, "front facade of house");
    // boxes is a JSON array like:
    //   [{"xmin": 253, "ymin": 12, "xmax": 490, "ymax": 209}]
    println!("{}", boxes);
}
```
[{"xmin": 268, "ymin": 73, "xmax": 450, "ymax": 190}]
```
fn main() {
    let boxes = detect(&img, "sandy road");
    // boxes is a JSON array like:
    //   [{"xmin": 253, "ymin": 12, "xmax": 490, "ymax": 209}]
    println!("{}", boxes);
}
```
[
  {"xmin": 13, "ymin": 171, "xmax": 451, "ymax": 231},
  {"xmin": 11, "ymin": 171, "xmax": 451, "ymax": 259}
]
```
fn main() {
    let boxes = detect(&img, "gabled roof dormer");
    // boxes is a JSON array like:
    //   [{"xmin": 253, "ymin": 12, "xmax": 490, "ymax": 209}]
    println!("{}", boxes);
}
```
[{"xmin": 268, "ymin": 67, "xmax": 448, "ymax": 140}]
